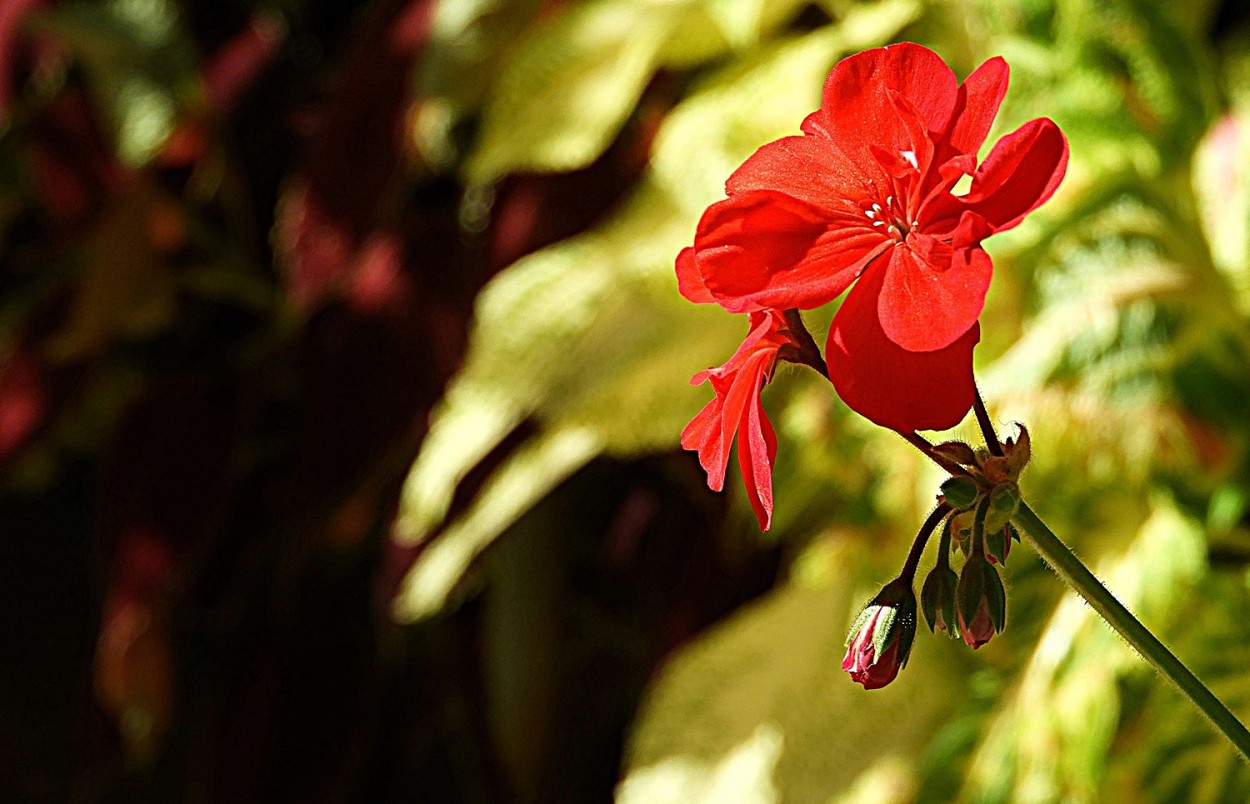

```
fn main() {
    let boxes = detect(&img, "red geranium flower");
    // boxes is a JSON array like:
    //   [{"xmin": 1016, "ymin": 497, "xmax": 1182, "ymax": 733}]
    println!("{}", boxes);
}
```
[
  {"xmin": 678, "ymin": 42, "xmax": 1068, "ymax": 432},
  {"xmin": 679, "ymin": 308, "xmax": 792, "ymax": 531}
]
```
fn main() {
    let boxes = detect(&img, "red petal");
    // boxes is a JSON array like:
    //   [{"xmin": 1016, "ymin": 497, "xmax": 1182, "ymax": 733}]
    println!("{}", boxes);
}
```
[
  {"xmin": 676, "ymin": 246, "xmax": 715, "ymax": 303},
  {"xmin": 681, "ymin": 396, "xmax": 727, "ymax": 492},
  {"xmin": 821, "ymin": 43, "xmax": 958, "ymax": 164},
  {"xmin": 878, "ymin": 238, "xmax": 992, "ymax": 352},
  {"xmin": 738, "ymin": 373, "xmax": 777, "ymax": 531},
  {"xmin": 964, "ymin": 118, "xmax": 1069, "ymax": 232},
  {"xmin": 694, "ymin": 190, "xmax": 888, "ymax": 312},
  {"xmin": 943, "ymin": 57, "xmax": 1009, "ymax": 158},
  {"xmin": 826, "ymin": 264, "xmax": 979, "ymax": 432},
  {"xmin": 716, "ymin": 355, "xmax": 759, "ymax": 472},
  {"xmin": 726, "ymin": 123, "xmax": 874, "ymax": 214},
  {"xmin": 683, "ymin": 312, "xmax": 788, "ymax": 525}
]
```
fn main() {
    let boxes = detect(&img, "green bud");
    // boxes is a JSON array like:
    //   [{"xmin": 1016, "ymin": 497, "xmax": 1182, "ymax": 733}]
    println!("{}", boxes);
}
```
[
  {"xmin": 921, "ymin": 563, "xmax": 959, "ymax": 635},
  {"xmin": 984, "ymin": 483, "xmax": 1020, "ymax": 533},
  {"xmin": 956, "ymin": 552, "xmax": 1007, "ymax": 648},
  {"xmin": 985, "ymin": 527, "xmax": 1011, "ymax": 565},
  {"xmin": 941, "ymin": 476, "xmax": 981, "ymax": 511}
]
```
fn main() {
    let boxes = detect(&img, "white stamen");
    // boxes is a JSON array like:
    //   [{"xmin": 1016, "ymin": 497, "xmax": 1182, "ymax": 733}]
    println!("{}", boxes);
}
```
[
  {"xmin": 865, "ymin": 208, "xmax": 877, "ymax": 219},
  {"xmin": 886, "ymin": 195, "xmax": 894, "ymax": 207},
  {"xmin": 872, "ymin": 220, "xmax": 884, "ymax": 227},
  {"xmin": 901, "ymin": 150, "xmax": 918, "ymax": 170}
]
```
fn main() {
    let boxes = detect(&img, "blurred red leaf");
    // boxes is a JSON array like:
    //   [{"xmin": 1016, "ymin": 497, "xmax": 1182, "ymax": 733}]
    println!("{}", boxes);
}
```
[
  {"xmin": 94, "ymin": 532, "xmax": 176, "ymax": 764},
  {"xmin": 276, "ymin": 0, "xmax": 433, "ymax": 310},
  {"xmin": 0, "ymin": 345, "xmax": 46, "ymax": 463},
  {"xmin": 0, "ymin": 0, "xmax": 44, "ymax": 116}
]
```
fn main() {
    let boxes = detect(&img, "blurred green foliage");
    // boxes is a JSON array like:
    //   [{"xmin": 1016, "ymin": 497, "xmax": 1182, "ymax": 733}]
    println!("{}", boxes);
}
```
[
  {"xmin": 395, "ymin": 0, "xmax": 1250, "ymax": 800},
  {"xmin": 6, "ymin": 0, "xmax": 1250, "ymax": 799}
]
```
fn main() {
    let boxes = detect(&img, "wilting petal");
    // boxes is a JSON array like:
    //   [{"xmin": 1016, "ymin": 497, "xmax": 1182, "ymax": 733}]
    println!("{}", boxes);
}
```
[
  {"xmin": 878, "ymin": 237, "xmax": 992, "ymax": 352},
  {"xmin": 963, "ymin": 118, "xmax": 1069, "ymax": 233},
  {"xmin": 827, "ymin": 264, "xmax": 979, "ymax": 432},
  {"xmin": 942, "ymin": 56, "xmax": 1009, "ymax": 158},
  {"xmin": 693, "ymin": 190, "xmax": 888, "ymax": 312},
  {"xmin": 821, "ymin": 43, "xmax": 959, "ymax": 162}
]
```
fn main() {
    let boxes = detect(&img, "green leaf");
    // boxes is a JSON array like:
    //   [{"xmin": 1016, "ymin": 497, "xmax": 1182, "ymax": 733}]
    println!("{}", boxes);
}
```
[
  {"xmin": 657, "ymin": 0, "xmax": 809, "ymax": 66},
  {"xmin": 619, "ymin": 538, "xmax": 961, "ymax": 802},
  {"xmin": 393, "ymin": 426, "xmax": 601, "ymax": 621},
  {"xmin": 464, "ymin": 0, "xmax": 691, "ymax": 183},
  {"xmin": 650, "ymin": 0, "xmax": 921, "ymax": 216},
  {"xmin": 394, "ymin": 9, "xmax": 917, "ymax": 620}
]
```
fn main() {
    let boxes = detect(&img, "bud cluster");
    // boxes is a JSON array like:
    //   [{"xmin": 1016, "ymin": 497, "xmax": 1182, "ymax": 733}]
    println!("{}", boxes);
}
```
[{"xmin": 842, "ymin": 424, "xmax": 1031, "ymax": 689}]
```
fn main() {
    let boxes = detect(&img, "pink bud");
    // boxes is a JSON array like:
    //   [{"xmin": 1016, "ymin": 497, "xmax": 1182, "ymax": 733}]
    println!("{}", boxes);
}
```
[
  {"xmin": 958, "ymin": 595, "xmax": 996, "ymax": 649},
  {"xmin": 842, "ymin": 581, "xmax": 916, "ymax": 690},
  {"xmin": 843, "ymin": 609, "xmax": 904, "ymax": 689}
]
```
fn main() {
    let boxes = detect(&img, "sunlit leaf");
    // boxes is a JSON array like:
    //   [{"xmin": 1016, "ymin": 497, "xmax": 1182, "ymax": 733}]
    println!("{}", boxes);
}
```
[
  {"xmin": 394, "ymin": 10, "xmax": 917, "ymax": 620},
  {"xmin": 464, "ymin": 0, "xmax": 691, "ymax": 183},
  {"xmin": 620, "ymin": 536, "xmax": 960, "ymax": 802}
]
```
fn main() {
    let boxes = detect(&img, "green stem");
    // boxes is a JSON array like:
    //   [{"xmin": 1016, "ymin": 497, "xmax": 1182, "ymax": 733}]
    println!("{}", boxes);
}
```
[
  {"xmin": 935, "ymin": 519, "xmax": 953, "ymax": 570},
  {"xmin": 1013, "ymin": 501, "xmax": 1250, "ymax": 761},
  {"xmin": 971, "ymin": 494, "xmax": 991, "ymax": 555}
]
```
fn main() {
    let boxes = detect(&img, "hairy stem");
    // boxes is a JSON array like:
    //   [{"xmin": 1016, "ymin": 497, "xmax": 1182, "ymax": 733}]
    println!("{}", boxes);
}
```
[
  {"xmin": 1014, "ymin": 501, "xmax": 1250, "ymax": 761},
  {"xmin": 900, "ymin": 503, "xmax": 952, "ymax": 583},
  {"xmin": 935, "ymin": 519, "xmax": 953, "ymax": 569},
  {"xmin": 972, "ymin": 385, "xmax": 1003, "ymax": 456},
  {"xmin": 901, "ymin": 431, "xmax": 968, "ymax": 476}
]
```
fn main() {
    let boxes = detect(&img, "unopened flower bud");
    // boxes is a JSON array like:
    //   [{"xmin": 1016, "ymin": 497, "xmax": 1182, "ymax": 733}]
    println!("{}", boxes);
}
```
[
  {"xmin": 921, "ymin": 562, "xmax": 959, "ymax": 635},
  {"xmin": 985, "ymin": 526, "xmax": 1012, "ymax": 565},
  {"xmin": 956, "ymin": 552, "xmax": 1006, "ymax": 649},
  {"xmin": 842, "ymin": 579, "xmax": 917, "ymax": 690},
  {"xmin": 984, "ymin": 483, "xmax": 1020, "ymax": 533},
  {"xmin": 940, "ymin": 476, "xmax": 981, "ymax": 511}
]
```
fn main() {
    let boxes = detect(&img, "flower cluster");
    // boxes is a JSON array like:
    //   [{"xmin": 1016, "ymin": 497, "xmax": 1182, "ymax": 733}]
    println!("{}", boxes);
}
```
[
  {"xmin": 678, "ymin": 43, "xmax": 1067, "ymax": 530},
  {"xmin": 844, "ymin": 427, "xmax": 1030, "ymax": 689}
]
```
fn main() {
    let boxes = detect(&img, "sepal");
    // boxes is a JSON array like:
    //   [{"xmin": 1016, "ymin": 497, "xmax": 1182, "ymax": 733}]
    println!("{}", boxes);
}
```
[{"xmin": 921, "ymin": 562, "xmax": 959, "ymax": 635}]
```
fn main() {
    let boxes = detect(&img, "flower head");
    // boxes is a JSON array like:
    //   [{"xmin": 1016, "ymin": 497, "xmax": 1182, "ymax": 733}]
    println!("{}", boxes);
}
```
[
  {"xmin": 842, "ymin": 579, "xmax": 917, "ymax": 690},
  {"xmin": 680, "ymin": 308, "xmax": 792, "ymax": 530},
  {"xmin": 679, "ymin": 43, "xmax": 1068, "ymax": 432}
]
